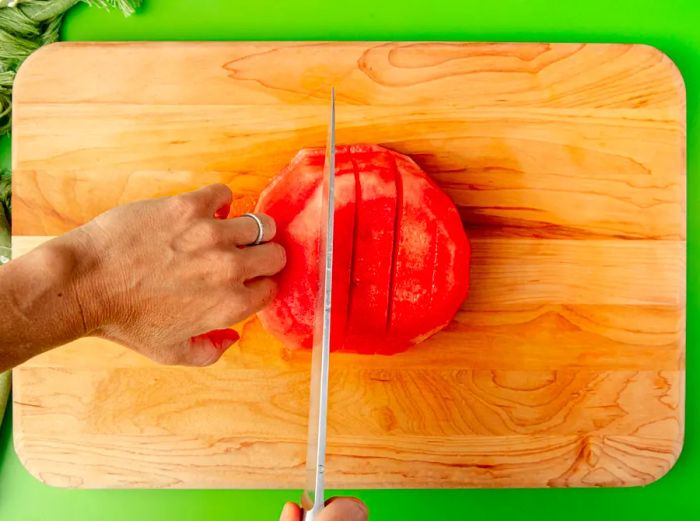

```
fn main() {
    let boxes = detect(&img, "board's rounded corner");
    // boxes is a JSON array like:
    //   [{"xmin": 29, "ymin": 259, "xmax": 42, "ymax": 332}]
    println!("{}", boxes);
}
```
[
  {"xmin": 638, "ymin": 44, "xmax": 687, "ymax": 101},
  {"xmin": 12, "ymin": 429, "xmax": 49, "ymax": 487},
  {"xmin": 13, "ymin": 42, "xmax": 71, "ymax": 95},
  {"xmin": 633, "ymin": 433, "xmax": 685, "ymax": 488},
  {"xmin": 12, "ymin": 404, "xmax": 72, "ymax": 488}
]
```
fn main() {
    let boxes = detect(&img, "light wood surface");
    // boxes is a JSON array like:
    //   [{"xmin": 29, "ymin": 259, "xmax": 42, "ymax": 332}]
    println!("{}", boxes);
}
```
[{"xmin": 11, "ymin": 42, "xmax": 686, "ymax": 489}]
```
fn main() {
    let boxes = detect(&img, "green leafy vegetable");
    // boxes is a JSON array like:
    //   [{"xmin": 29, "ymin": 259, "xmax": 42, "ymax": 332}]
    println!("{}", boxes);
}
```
[{"xmin": 0, "ymin": 168, "xmax": 9, "ymax": 263}]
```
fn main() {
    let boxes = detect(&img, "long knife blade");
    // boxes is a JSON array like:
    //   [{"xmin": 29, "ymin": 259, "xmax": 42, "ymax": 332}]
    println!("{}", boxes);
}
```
[{"xmin": 302, "ymin": 88, "xmax": 336, "ymax": 521}]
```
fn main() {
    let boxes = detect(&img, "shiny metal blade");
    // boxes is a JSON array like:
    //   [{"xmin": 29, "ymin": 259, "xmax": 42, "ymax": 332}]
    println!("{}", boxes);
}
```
[{"xmin": 303, "ymin": 88, "xmax": 335, "ymax": 521}]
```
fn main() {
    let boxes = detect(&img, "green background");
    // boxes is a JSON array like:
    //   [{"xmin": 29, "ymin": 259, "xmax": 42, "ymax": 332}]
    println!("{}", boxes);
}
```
[{"xmin": 0, "ymin": 0, "xmax": 697, "ymax": 519}]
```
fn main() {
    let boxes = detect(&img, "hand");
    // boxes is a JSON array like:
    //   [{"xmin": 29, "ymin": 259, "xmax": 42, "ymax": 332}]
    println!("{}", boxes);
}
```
[
  {"xmin": 71, "ymin": 184, "xmax": 285, "ymax": 366},
  {"xmin": 279, "ymin": 498, "xmax": 368, "ymax": 521}
]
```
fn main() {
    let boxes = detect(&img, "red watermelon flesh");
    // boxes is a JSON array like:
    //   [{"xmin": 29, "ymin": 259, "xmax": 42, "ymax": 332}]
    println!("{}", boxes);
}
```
[{"xmin": 256, "ymin": 144, "xmax": 470, "ymax": 354}]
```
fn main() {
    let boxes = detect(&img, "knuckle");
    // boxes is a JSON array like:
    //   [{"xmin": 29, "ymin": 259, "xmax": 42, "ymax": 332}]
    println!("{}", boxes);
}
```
[
  {"xmin": 167, "ymin": 194, "xmax": 198, "ymax": 218},
  {"xmin": 222, "ymin": 252, "xmax": 247, "ymax": 282},
  {"xmin": 210, "ymin": 183, "xmax": 232, "ymax": 199},
  {"xmin": 271, "ymin": 243, "xmax": 287, "ymax": 269},
  {"xmin": 199, "ymin": 221, "xmax": 224, "ymax": 246}
]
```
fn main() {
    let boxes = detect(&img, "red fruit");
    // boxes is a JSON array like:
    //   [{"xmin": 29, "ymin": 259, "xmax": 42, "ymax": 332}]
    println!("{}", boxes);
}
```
[{"xmin": 256, "ymin": 144, "xmax": 470, "ymax": 354}]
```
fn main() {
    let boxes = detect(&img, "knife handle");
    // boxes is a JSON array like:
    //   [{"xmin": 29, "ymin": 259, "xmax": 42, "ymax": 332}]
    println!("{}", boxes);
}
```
[{"xmin": 302, "ymin": 506, "xmax": 322, "ymax": 521}]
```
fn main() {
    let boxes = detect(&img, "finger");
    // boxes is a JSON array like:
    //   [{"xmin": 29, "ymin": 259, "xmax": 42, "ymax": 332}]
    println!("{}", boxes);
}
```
[
  {"xmin": 183, "ymin": 184, "xmax": 233, "ymax": 217},
  {"xmin": 279, "ymin": 502, "xmax": 302, "ymax": 521},
  {"xmin": 240, "ymin": 242, "xmax": 286, "ymax": 279},
  {"xmin": 318, "ymin": 498, "xmax": 368, "ymax": 521},
  {"xmin": 218, "ymin": 213, "xmax": 277, "ymax": 245},
  {"xmin": 183, "ymin": 328, "xmax": 239, "ymax": 367},
  {"xmin": 243, "ymin": 277, "xmax": 278, "ymax": 314}
]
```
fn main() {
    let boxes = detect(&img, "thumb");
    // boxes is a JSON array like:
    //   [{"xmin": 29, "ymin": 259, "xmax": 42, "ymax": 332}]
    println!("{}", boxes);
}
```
[
  {"xmin": 318, "ymin": 498, "xmax": 368, "ymax": 521},
  {"xmin": 279, "ymin": 502, "xmax": 302, "ymax": 521},
  {"xmin": 185, "ymin": 328, "xmax": 239, "ymax": 366}
]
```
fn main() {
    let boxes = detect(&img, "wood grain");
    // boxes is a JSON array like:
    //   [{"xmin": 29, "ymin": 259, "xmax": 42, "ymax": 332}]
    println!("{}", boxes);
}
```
[
  {"xmin": 11, "ymin": 42, "xmax": 685, "ymax": 489},
  {"xmin": 12, "ymin": 105, "xmax": 684, "ymax": 239}
]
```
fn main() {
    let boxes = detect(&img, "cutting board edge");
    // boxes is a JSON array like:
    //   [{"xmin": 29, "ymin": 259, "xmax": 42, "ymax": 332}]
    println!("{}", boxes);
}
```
[
  {"xmin": 13, "ymin": 41, "xmax": 687, "ymax": 107},
  {"xmin": 13, "ymin": 432, "xmax": 683, "ymax": 490}
]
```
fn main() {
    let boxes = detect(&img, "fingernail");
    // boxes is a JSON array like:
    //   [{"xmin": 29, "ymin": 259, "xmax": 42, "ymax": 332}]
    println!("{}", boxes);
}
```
[
  {"xmin": 214, "ymin": 204, "xmax": 230, "ymax": 219},
  {"xmin": 327, "ymin": 497, "xmax": 368, "ymax": 520},
  {"xmin": 206, "ymin": 329, "xmax": 240, "ymax": 350},
  {"xmin": 352, "ymin": 501, "xmax": 369, "ymax": 520}
]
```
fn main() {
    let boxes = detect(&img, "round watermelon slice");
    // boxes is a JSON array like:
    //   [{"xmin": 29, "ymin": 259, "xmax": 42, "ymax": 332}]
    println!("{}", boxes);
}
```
[{"xmin": 256, "ymin": 144, "xmax": 470, "ymax": 355}]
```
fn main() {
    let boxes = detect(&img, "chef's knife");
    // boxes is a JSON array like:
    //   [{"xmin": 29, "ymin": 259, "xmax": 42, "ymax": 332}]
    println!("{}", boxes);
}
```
[{"xmin": 302, "ymin": 88, "xmax": 336, "ymax": 521}]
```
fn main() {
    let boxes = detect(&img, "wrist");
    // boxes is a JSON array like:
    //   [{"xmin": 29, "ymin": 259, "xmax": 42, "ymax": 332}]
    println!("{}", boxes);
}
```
[
  {"xmin": 42, "ymin": 228, "xmax": 106, "ymax": 337},
  {"xmin": 0, "ymin": 231, "xmax": 101, "ymax": 367}
]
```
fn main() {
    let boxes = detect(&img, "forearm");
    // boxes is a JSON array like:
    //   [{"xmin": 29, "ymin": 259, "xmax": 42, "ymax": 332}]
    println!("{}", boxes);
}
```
[{"xmin": 0, "ymin": 233, "xmax": 93, "ymax": 371}]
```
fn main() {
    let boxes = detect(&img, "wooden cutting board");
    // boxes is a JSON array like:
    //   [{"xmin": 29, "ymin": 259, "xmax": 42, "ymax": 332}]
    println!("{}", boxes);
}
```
[{"xmin": 11, "ymin": 42, "xmax": 686, "ymax": 489}]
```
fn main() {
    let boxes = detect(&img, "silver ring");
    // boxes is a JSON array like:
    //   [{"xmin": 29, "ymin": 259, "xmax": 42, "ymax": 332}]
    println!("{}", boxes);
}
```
[{"xmin": 241, "ymin": 213, "xmax": 265, "ymax": 245}]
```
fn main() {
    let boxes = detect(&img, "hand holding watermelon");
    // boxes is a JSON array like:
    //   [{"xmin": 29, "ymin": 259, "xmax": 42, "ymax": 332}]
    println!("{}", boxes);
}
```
[{"xmin": 0, "ymin": 184, "xmax": 285, "ymax": 370}]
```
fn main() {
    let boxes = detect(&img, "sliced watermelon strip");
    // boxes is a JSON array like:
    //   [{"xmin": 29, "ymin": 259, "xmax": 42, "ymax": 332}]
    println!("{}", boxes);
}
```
[{"xmin": 343, "ymin": 148, "xmax": 397, "ymax": 353}]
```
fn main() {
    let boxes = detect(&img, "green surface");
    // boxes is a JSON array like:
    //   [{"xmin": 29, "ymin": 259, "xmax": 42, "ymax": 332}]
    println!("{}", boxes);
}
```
[{"xmin": 0, "ymin": 0, "xmax": 697, "ymax": 519}]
